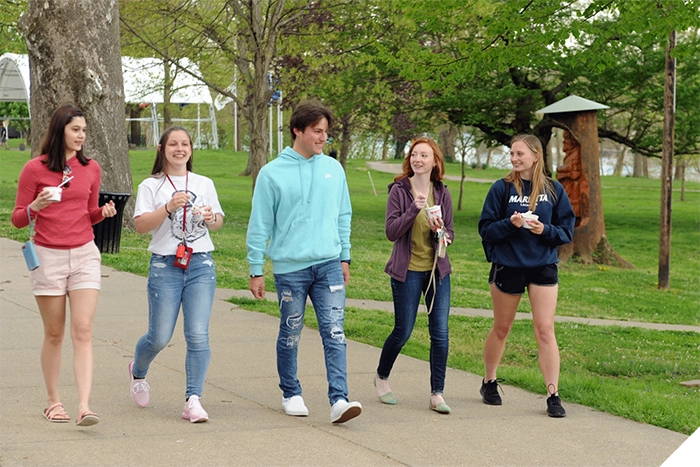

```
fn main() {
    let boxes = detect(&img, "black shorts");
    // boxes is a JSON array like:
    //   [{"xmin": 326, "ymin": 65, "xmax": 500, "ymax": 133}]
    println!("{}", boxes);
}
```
[{"xmin": 489, "ymin": 263, "xmax": 559, "ymax": 295}]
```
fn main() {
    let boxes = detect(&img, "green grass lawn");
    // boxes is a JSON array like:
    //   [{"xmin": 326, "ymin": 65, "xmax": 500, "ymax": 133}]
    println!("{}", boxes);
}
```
[{"xmin": 2, "ymin": 148, "xmax": 698, "ymax": 434}]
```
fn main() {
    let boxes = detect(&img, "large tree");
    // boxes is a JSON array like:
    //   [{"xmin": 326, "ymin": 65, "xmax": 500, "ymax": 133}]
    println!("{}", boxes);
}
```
[
  {"xmin": 381, "ymin": 0, "xmax": 699, "ymax": 266},
  {"xmin": 120, "ymin": 0, "xmax": 323, "ymax": 188},
  {"xmin": 120, "ymin": 0, "xmax": 201, "ymax": 131},
  {"xmin": 19, "ymin": 0, "xmax": 133, "ymax": 221},
  {"xmin": 275, "ymin": 0, "xmax": 448, "ymax": 168}
]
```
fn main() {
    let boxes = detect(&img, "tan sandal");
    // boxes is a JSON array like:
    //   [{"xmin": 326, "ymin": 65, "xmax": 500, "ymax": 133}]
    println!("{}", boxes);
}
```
[
  {"xmin": 43, "ymin": 403, "xmax": 70, "ymax": 423},
  {"xmin": 76, "ymin": 410, "xmax": 100, "ymax": 426}
]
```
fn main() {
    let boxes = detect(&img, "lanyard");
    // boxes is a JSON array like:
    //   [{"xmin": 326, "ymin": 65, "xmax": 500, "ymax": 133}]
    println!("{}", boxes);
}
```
[{"xmin": 165, "ymin": 172, "xmax": 188, "ymax": 238}]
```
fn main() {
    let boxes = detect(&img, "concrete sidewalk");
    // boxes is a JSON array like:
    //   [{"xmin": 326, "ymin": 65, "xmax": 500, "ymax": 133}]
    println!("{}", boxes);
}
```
[{"xmin": 0, "ymin": 237, "xmax": 688, "ymax": 466}]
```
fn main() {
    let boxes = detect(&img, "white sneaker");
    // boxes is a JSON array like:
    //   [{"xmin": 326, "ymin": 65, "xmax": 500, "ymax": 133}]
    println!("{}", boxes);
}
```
[
  {"xmin": 330, "ymin": 400, "xmax": 362, "ymax": 424},
  {"xmin": 282, "ymin": 395, "xmax": 309, "ymax": 416},
  {"xmin": 182, "ymin": 395, "xmax": 209, "ymax": 423}
]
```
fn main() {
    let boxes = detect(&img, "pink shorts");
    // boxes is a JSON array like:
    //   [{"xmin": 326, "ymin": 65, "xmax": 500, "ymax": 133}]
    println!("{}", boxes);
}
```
[{"xmin": 30, "ymin": 242, "xmax": 102, "ymax": 296}]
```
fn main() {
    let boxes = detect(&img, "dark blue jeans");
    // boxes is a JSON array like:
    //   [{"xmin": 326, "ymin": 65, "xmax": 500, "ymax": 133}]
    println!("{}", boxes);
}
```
[{"xmin": 377, "ymin": 271, "xmax": 451, "ymax": 394}]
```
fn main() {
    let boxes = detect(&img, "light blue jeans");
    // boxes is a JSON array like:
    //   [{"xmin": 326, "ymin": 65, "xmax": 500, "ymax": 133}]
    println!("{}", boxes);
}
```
[
  {"xmin": 377, "ymin": 271, "xmax": 451, "ymax": 394},
  {"xmin": 274, "ymin": 259, "xmax": 349, "ymax": 405},
  {"xmin": 132, "ymin": 252, "xmax": 216, "ymax": 399}
]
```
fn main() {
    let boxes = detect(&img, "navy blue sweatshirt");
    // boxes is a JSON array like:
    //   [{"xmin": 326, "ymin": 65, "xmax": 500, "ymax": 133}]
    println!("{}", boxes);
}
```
[{"xmin": 479, "ymin": 179, "xmax": 575, "ymax": 268}]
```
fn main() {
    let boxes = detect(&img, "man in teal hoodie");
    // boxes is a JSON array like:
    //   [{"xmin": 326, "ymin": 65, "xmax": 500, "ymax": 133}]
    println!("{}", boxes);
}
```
[{"xmin": 247, "ymin": 101, "xmax": 361, "ymax": 424}]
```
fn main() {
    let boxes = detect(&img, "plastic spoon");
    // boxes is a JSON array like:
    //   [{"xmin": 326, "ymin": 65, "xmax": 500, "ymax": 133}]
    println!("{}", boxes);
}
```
[{"xmin": 57, "ymin": 176, "xmax": 74, "ymax": 188}]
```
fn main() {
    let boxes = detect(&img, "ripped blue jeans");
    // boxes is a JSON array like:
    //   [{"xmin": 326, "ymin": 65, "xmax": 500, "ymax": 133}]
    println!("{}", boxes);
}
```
[
  {"xmin": 132, "ymin": 252, "xmax": 216, "ymax": 399},
  {"xmin": 274, "ymin": 259, "xmax": 349, "ymax": 405}
]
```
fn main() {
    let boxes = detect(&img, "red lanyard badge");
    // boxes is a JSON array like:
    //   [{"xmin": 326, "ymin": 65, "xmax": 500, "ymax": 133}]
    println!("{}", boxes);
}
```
[{"xmin": 166, "ymin": 173, "xmax": 193, "ymax": 269}]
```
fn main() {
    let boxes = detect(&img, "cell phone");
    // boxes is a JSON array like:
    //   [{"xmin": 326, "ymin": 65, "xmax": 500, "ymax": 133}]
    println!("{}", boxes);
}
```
[
  {"xmin": 174, "ymin": 244, "xmax": 193, "ymax": 270},
  {"xmin": 22, "ymin": 241, "xmax": 40, "ymax": 271}
]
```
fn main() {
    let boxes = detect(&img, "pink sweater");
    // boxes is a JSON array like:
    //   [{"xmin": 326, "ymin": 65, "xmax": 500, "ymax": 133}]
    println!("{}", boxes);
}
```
[{"xmin": 12, "ymin": 156, "xmax": 105, "ymax": 249}]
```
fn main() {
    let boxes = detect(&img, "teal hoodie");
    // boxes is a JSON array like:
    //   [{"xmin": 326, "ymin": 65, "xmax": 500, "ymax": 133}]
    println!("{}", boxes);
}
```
[{"xmin": 246, "ymin": 146, "xmax": 352, "ymax": 275}]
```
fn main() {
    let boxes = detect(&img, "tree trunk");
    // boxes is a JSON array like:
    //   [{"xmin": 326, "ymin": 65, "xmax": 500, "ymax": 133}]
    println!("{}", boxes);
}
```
[
  {"xmin": 240, "ymin": 59, "xmax": 271, "ymax": 191},
  {"xmin": 381, "ymin": 134, "xmax": 389, "ymax": 160},
  {"xmin": 20, "ymin": 0, "xmax": 134, "ymax": 225},
  {"xmin": 394, "ymin": 137, "xmax": 408, "ymax": 159},
  {"xmin": 438, "ymin": 124, "xmax": 457, "ymax": 163},
  {"xmin": 128, "ymin": 104, "xmax": 142, "ymax": 147},
  {"xmin": 673, "ymin": 156, "xmax": 685, "ymax": 181},
  {"xmin": 633, "ymin": 153, "xmax": 647, "ymax": 178},
  {"xmin": 163, "ymin": 57, "xmax": 172, "ymax": 129},
  {"xmin": 339, "ymin": 115, "xmax": 352, "ymax": 170},
  {"xmin": 458, "ymin": 156, "xmax": 465, "ymax": 211},
  {"xmin": 235, "ymin": 103, "xmax": 242, "ymax": 152},
  {"xmin": 613, "ymin": 144, "xmax": 627, "ymax": 176},
  {"xmin": 675, "ymin": 157, "xmax": 686, "ymax": 202},
  {"xmin": 551, "ymin": 111, "xmax": 632, "ymax": 267},
  {"xmin": 487, "ymin": 147, "xmax": 496, "ymax": 168}
]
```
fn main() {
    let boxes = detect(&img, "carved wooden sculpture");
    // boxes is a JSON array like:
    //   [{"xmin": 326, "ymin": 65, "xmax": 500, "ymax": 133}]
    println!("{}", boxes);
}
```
[{"xmin": 556, "ymin": 130, "xmax": 590, "ymax": 227}]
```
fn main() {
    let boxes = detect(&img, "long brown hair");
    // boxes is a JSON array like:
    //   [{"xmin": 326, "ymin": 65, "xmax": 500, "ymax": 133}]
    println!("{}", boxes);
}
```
[
  {"xmin": 505, "ymin": 134, "xmax": 555, "ymax": 211},
  {"xmin": 40, "ymin": 104, "xmax": 90, "ymax": 172},
  {"xmin": 150, "ymin": 126, "xmax": 193, "ymax": 175},
  {"xmin": 394, "ymin": 137, "xmax": 445, "ymax": 183}
]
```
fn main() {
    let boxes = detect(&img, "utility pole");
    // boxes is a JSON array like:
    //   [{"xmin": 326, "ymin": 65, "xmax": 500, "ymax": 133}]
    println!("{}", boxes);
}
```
[{"xmin": 658, "ymin": 30, "xmax": 676, "ymax": 290}]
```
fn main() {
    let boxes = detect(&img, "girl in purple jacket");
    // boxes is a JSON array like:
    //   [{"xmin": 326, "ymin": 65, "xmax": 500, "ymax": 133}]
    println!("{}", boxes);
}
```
[{"xmin": 374, "ymin": 137, "xmax": 455, "ymax": 414}]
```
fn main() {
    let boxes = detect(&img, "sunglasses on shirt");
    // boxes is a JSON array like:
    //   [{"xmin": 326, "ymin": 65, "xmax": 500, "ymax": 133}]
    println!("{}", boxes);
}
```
[{"xmin": 62, "ymin": 165, "xmax": 72, "ymax": 189}]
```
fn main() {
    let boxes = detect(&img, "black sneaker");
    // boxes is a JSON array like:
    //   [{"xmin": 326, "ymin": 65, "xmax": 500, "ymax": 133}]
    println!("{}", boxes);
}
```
[
  {"xmin": 546, "ymin": 394, "xmax": 567, "ymax": 418},
  {"xmin": 480, "ymin": 379, "xmax": 503, "ymax": 405}
]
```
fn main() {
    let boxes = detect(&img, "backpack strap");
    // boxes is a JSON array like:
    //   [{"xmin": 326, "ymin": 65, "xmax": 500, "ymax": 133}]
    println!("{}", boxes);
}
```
[{"xmin": 500, "ymin": 179, "xmax": 511, "ymax": 219}]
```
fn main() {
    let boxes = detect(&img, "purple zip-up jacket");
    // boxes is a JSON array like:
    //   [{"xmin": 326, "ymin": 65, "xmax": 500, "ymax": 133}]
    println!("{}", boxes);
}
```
[{"xmin": 384, "ymin": 176, "xmax": 454, "ymax": 282}]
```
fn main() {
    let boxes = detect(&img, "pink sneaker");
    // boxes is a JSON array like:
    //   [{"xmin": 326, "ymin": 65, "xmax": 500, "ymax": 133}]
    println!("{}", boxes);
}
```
[
  {"xmin": 182, "ymin": 395, "xmax": 209, "ymax": 423},
  {"xmin": 128, "ymin": 360, "xmax": 150, "ymax": 408}
]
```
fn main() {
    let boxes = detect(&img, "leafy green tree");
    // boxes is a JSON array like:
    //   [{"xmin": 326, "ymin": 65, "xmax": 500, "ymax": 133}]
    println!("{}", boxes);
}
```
[
  {"xmin": 276, "ymin": 0, "xmax": 442, "ymax": 166},
  {"xmin": 372, "ymin": 0, "xmax": 699, "ymax": 266},
  {"xmin": 0, "ymin": 0, "xmax": 27, "ymax": 53},
  {"xmin": 120, "ymin": 0, "xmax": 203, "ymax": 130},
  {"xmin": 121, "ymin": 0, "xmax": 329, "ymax": 188},
  {"xmin": 390, "ymin": 0, "xmax": 700, "ymax": 159},
  {"xmin": 0, "ymin": 102, "xmax": 30, "ymax": 136}
]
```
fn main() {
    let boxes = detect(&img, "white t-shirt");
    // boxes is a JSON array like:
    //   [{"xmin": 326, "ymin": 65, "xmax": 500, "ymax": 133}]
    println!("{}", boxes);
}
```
[{"xmin": 134, "ymin": 172, "xmax": 224, "ymax": 255}]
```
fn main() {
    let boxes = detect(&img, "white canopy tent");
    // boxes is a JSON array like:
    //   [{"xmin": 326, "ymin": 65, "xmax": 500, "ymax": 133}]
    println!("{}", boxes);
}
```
[{"xmin": 0, "ymin": 53, "xmax": 218, "ymax": 148}]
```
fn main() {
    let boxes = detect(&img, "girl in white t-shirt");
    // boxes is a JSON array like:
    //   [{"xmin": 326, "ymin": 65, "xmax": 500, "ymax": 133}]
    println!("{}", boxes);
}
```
[{"xmin": 128, "ymin": 126, "xmax": 224, "ymax": 422}]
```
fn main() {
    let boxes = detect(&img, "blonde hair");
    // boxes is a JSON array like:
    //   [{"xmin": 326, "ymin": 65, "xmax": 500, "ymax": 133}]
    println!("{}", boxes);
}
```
[{"xmin": 505, "ymin": 134, "xmax": 556, "ymax": 211}]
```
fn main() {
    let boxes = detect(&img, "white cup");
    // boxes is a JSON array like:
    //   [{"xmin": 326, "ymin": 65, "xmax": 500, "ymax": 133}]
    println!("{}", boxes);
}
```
[
  {"xmin": 45, "ymin": 186, "xmax": 62, "ymax": 202},
  {"xmin": 426, "ymin": 205, "xmax": 442, "ymax": 220},
  {"xmin": 191, "ymin": 205, "xmax": 205, "ymax": 223},
  {"xmin": 521, "ymin": 212, "xmax": 539, "ymax": 229}
]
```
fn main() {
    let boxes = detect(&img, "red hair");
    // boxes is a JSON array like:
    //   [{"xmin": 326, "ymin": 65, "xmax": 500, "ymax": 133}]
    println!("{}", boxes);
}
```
[{"xmin": 395, "ymin": 137, "xmax": 445, "ymax": 182}]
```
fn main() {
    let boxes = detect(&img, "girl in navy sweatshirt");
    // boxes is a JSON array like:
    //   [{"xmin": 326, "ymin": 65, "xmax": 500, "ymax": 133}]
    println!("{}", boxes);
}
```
[{"xmin": 478, "ymin": 134, "xmax": 574, "ymax": 417}]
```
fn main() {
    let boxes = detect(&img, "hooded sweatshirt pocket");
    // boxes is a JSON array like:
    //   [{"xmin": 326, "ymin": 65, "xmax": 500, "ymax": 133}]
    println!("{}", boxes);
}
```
[{"xmin": 271, "ymin": 217, "xmax": 340, "ymax": 263}]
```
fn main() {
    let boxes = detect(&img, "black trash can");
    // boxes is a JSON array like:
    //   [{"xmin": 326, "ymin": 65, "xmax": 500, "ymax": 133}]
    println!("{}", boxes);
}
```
[{"xmin": 93, "ymin": 192, "xmax": 131, "ymax": 254}]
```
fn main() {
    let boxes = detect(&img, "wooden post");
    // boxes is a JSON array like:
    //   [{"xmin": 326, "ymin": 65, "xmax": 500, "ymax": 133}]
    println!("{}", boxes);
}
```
[{"xmin": 658, "ymin": 30, "xmax": 676, "ymax": 290}]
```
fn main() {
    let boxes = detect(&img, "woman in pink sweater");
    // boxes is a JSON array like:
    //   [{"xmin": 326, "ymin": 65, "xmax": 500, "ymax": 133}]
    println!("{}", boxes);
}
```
[{"xmin": 12, "ymin": 104, "xmax": 117, "ymax": 426}]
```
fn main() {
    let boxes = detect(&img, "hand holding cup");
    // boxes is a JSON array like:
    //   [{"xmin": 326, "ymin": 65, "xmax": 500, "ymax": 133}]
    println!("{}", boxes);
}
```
[
  {"xmin": 426, "ymin": 204, "xmax": 443, "ymax": 231},
  {"xmin": 45, "ymin": 186, "xmax": 63, "ymax": 202},
  {"xmin": 520, "ymin": 211, "xmax": 539, "ymax": 230}
]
